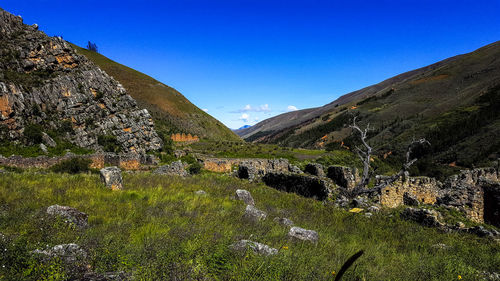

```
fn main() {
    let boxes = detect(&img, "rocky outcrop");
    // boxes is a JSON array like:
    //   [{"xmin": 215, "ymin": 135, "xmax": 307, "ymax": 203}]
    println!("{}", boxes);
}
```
[
  {"xmin": 0, "ymin": 8, "xmax": 162, "ymax": 153},
  {"xmin": 401, "ymin": 207, "xmax": 444, "ymax": 227},
  {"xmin": 153, "ymin": 160, "xmax": 188, "ymax": 176},
  {"xmin": 288, "ymin": 227, "xmax": 319, "ymax": 243},
  {"xmin": 273, "ymin": 217, "xmax": 294, "ymax": 227},
  {"xmin": 230, "ymin": 240, "xmax": 278, "ymax": 256},
  {"xmin": 326, "ymin": 166, "xmax": 360, "ymax": 189},
  {"xmin": 262, "ymin": 172, "xmax": 333, "ymax": 200},
  {"xmin": 46, "ymin": 205, "xmax": 88, "ymax": 228},
  {"xmin": 100, "ymin": 166, "xmax": 123, "ymax": 190},
  {"xmin": 235, "ymin": 189, "xmax": 255, "ymax": 206}
]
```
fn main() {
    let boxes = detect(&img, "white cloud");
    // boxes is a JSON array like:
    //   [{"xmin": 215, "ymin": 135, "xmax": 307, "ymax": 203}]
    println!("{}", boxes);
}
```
[
  {"xmin": 287, "ymin": 105, "xmax": 298, "ymax": 112},
  {"xmin": 202, "ymin": 108, "xmax": 209, "ymax": 112},
  {"xmin": 239, "ymin": 113, "xmax": 250, "ymax": 122},
  {"xmin": 259, "ymin": 104, "xmax": 270, "ymax": 112},
  {"xmin": 233, "ymin": 104, "xmax": 271, "ymax": 113}
]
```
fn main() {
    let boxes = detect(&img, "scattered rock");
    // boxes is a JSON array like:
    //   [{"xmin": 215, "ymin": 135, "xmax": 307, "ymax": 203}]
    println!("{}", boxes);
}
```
[
  {"xmin": 335, "ymin": 195, "xmax": 350, "ymax": 208},
  {"xmin": 235, "ymin": 189, "xmax": 255, "ymax": 206},
  {"xmin": 367, "ymin": 206, "xmax": 380, "ymax": 213},
  {"xmin": 47, "ymin": 205, "xmax": 88, "ymax": 228},
  {"xmin": 99, "ymin": 166, "xmax": 123, "ymax": 190},
  {"xmin": 42, "ymin": 132, "xmax": 57, "ymax": 148},
  {"xmin": 288, "ymin": 164, "xmax": 302, "ymax": 174},
  {"xmin": 364, "ymin": 212, "xmax": 373, "ymax": 218},
  {"xmin": 82, "ymin": 271, "xmax": 130, "ymax": 281},
  {"xmin": 153, "ymin": 160, "xmax": 188, "ymax": 176},
  {"xmin": 195, "ymin": 190, "xmax": 207, "ymax": 196},
  {"xmin": 173, "ymin": 150, "xmax": 187, "ymax": 158},
  {"xmin": 465, "ymin": 226, "xmax": 499, "ymax": 237},
  {"xmin": 304, "ymin": 163, "xmax": 325, "ymax": 177},
  {"xmin": 352, "ymin": 197, "xmax": 369, "ymax": 208},
  {"xmin": 288, "ymin": 226, "xmax": 319, "ymax": 243},
  {"xmin": 230, "ymin": 240, "xmax": 278, "ymax": 256},
  {"xmin": 33, "ymin": 243, "xmax": 87, "ymax": 264},
  {"xmin": 401, "ymin": 207, "xmax": 444, "ymax": 228},
  {"xmin": 39, "ymin": 143, "xmax": 48, "ymax": 154},
  {"xmin": 273, "ymin": 217, "xmax": 294, "ymax": 227},
  {"xmin": 479, "ymin": 271, "xmax": 500, "ymax": 281},
  {"xmin": 403, "ymin": 192, "xmax": 420, "ymax": 206},
  {"xmin": 243, "ymin": 205, "xmax": 267, "ymax": 221},
  {"xmin": 431, "ymin": 243, "xmax": 450, "ymax": 250}
]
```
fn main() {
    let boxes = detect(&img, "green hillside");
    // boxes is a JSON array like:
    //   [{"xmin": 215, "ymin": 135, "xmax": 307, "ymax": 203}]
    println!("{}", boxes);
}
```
[
  {"xmin": 72, "ymin": 45, "xmax": 240, "ymax": 142},
  {"xmin": 244, "ymin": 41, "xmax": 500, "ymax": 178}
]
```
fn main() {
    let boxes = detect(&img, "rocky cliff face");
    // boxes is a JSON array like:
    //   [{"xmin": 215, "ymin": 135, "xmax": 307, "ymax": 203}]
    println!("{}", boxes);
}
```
[{"xmin": 0, "ymin": 8, "xmax": 162, "ymax": 153}]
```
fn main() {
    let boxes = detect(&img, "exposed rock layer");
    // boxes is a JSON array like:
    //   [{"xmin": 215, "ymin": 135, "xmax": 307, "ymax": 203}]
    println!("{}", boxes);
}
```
[{"xmin": 0, "ymin": 8, "xmax": 162, "ymax": 153}]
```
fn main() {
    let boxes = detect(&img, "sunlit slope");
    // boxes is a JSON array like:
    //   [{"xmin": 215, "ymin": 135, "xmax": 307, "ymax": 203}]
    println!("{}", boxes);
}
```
[{"xmin": 72, "ymin": 44, "xmax": 240, "ymax": 141}]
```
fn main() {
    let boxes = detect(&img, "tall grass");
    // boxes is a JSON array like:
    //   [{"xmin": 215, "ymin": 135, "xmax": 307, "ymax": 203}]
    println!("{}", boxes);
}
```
[{"xmin": 0, "ymin": 172, "xmax": 498, "ymax": 280}]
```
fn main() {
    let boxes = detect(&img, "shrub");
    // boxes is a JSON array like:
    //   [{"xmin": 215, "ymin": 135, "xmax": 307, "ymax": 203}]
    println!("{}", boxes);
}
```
[
  {"xmin": 50, "ymin": 158, "xmax": 92, "ymax": 174},
  {"xmin": 188, "ymin": 161, "xmax": 202, "ymax": 174},
  {"xmin": 59, "ymin": 120, "xmax": 74, "ymax": 134},
  {"xmin": 23, "ymin": 123, "xmax": 43, "ymax": 144},
  {"xmin": 98, "ymin": 135, "xmax": 121, "ymax": 153}
]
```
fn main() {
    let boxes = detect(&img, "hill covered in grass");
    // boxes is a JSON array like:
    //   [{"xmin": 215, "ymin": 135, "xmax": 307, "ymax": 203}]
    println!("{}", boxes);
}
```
[
  {"xmin": 238, "ymin": 41, "xmax": 500, "ymax": 177},
  {"xmin": 72, "ymin": 45, "xmax": 240, "ymax": 142},
  {"xmin": 0, "ymin": 171, "xmax": 498, "ymax": 280}
]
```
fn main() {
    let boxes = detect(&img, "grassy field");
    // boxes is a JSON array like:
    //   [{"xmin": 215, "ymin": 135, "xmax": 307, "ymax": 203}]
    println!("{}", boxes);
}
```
[{"xmin": 0, "ymin": 171, "xmax": 498, "ymax": 280}]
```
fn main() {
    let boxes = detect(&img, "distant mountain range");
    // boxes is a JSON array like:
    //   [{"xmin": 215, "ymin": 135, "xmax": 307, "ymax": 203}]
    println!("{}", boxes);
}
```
[
  {"xmin": 233, "ymin": 125, "xmax": 252, "ymax": 131},
  {"xmin": 237, "ymin": 41, "xmax": 500, "ymax": 173}
]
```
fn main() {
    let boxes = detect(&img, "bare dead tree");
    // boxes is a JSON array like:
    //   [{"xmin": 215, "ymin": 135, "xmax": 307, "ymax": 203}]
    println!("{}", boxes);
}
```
[
  {"xmin": 349, "ymin": 116, "xmax": 372, "ymax": 189},
  {"xmin": 350, "ymin": 138, "xmax": 430, "ymax": 197}
]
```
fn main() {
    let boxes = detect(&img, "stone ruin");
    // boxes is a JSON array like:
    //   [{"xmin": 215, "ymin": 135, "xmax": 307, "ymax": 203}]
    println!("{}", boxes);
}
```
[{"xmin": 0, "ymin": 152, "xmax": 158, "ymax": 170}]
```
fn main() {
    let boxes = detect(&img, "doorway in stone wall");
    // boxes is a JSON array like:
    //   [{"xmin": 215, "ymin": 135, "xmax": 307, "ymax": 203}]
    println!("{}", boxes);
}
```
[{"xmin": 483, "ymin": 185, "xmax": 500, "ymax": 227}]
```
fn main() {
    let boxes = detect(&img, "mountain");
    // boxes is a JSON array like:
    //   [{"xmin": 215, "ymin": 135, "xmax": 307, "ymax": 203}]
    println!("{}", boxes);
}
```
[
  {"xmin": 239, "ymin": 41, "xmax": 500, "ymax": 171},
  {"xmin": 0, "ymin": 8, "xmax": 162, "ymax": 153},
  {"xmin": 233, "ymin": 125, "xmax": 251, "ymax": 132},
  {"xmin": 71, "ymin": 45, "xmax": 241, "ymax": 142}
]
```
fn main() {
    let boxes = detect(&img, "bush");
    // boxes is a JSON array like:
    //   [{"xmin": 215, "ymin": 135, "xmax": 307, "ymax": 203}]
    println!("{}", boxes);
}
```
[
  {"xmin": 23, "ymin": 123, "xmax": 43, "ymax": 144},
  {"xmin": 188, "ymin": 161, "xmax": 202, "ymax": 174},
  {"xmin": 50, "ymin": 158, "xmax": 92, "ymax": 174},
  {"xmin": 98, "ymin": 135, "xmax": 121, "ymax": 153}
]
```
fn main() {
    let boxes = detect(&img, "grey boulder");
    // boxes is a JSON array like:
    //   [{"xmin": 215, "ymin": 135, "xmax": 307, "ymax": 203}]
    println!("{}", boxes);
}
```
[
  {"xmin": 230, "ymin": 240, "xmax": 278, "ymax": 256},
  {"xmin": 100, "ymin": 166, "xmax": 123, "ymax": 190},
  {"xmin": 243, "ymin": 205, "xmax": 267, "ymax": 221},
  {"xmin": 288, "ymin": 226, "xmax": 319, "ymax": 243},
  {"xmin": 235, "ymin": 189, "xmax": 255, "ymax": 206},
  {"xmin": 47, "ymin": 205, "xmax": 88, "ymax": 228}
]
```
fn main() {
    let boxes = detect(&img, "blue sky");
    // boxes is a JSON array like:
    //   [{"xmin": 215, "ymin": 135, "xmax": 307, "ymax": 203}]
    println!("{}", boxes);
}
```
[{"xmin": 3, "ymin": 1, "xmax": 500, "ymax": 129}]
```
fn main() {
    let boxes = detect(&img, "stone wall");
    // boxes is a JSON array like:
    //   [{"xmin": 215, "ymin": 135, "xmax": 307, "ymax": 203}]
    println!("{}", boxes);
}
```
[
  {"xmin": 376, "ymin": 167, "xmax": 499, "ymax": 226},
  {"xmin": 0, "ymin": 153, "xmax": 157, "ymax": 170},
  {"xmin": 262, "ymin": 172, "xmax": 333, "ymax": 200},
  {"xmin": 379, "ymin": 176, "xmax": 442, "ymax": 208},
  {"xmin": 171, "ymin": 133, "xmax": 199, "ymax": 143},
  {"xmin": 201, "ymin": 157, "xmax": 292, "ymax": 175}
]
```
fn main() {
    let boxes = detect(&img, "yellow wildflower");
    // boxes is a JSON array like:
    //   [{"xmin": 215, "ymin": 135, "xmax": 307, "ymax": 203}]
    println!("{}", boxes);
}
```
[
  {"xmin": 332, "ymin": 271, "xmax": 336, "ymax": 275},
  {"xmin": 458, "ymin": 275, "xmax": 462, "ymax": 280},
  {"xmin": 349, "ymin": 208, "xmax": 363, "ymax": 213},
  {"xmin": 282, "ymin": 246, "xmax": 289, "ymax": 250}
]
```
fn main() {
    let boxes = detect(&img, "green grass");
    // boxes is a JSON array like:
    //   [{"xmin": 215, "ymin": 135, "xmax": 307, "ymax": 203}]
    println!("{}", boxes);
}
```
[{"xmin": 0, "ymin": 172, "xmax": 498, "ymax": 280}]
